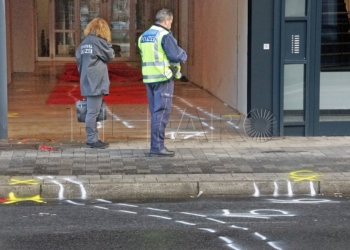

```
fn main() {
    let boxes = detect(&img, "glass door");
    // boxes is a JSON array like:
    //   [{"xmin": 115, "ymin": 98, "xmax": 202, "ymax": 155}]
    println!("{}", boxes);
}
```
[
  {"xmin": 36, "ymin": 0, "xmax": 176, "ymax": 61},
  {"xmin": 316, "ymin": 0, "xmax": 350, "ymax": 135},
  {"xmin": 54, "ymin": 0, "xmax": 77, "ymax": 58}
]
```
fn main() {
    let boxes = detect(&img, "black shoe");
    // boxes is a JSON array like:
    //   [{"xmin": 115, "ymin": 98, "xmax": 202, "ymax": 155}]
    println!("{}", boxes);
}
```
[
  {"xmin": 150, "ymin": 148, "xmax": 175, "ymax": 157},
  {"xmin": 86, "ymin": 141, "xmax": 109, "ymax": 149},
  {"xmin": 98, "ymin": 140, "xmax": 109, "ymax": 146}
]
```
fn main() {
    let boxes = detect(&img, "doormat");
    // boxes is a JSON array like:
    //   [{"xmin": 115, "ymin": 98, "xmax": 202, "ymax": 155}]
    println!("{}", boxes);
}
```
[
  {"xmin": 46, "ymin": 83, "xmax": 148, "ymax": 105},
  {"xmin": 58, "ymin": 63, "xmax": 143, "ymax": 82}
]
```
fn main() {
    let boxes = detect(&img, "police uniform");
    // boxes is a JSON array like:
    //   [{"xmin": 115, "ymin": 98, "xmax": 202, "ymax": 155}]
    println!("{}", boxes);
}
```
[
  {"xmin": 76, "ymin": 34, "xmax": 115, "ymax": 145},
  {"xmin": 138, "ymin": 23, "xmax": 187, "ymax": 153}
]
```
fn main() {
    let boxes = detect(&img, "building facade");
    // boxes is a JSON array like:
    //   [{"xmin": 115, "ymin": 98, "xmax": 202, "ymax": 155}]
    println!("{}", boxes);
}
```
[
  {"xmin": 250, "ymin": 0, "xmax": 350, "ymax": 136},
  {"xmin": 2, "ymin": 0, "xmax": 350, "ymax": 138}
]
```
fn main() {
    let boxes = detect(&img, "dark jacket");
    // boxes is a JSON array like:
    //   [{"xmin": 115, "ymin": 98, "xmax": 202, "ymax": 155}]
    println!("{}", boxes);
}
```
[
  {"xmin": 154, "ymin": 23, "xmax": 187, "ymax": 63},
  {"xmin": 76, "ymin": 34, "xmax": 115, "ymax": 96}
]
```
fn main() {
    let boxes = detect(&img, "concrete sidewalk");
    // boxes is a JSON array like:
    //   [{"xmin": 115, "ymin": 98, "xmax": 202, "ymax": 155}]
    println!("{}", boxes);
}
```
[{"xmin": 1, "ymin": 136, "xmax": 350, "ymax": 201}]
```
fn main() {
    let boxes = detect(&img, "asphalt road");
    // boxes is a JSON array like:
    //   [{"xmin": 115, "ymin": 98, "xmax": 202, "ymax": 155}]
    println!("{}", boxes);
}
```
[{"xmin": 0, "ymin": 195, "xmax": 350, "ymax": 250}]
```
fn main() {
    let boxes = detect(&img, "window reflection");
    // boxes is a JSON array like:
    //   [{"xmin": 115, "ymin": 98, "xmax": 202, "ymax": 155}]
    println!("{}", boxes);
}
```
[{"xmin": 320, "ymin": 0, "xmax": 350, "ymax": 121}]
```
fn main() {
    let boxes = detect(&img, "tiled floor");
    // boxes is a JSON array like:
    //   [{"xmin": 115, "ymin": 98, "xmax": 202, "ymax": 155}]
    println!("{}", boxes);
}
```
[{"xmin": 7, "ymin": 62, "xmax": 242, "ymax": 143}]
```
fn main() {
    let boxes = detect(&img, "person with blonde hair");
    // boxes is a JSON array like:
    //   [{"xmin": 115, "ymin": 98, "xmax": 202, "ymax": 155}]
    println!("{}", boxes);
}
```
[{"xmin": 76, "ymin": 18, "xmax": 115, "ymax": 149}]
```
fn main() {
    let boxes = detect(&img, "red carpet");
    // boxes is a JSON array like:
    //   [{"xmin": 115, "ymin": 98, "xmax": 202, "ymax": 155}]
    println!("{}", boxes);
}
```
[
  {"xmin": 46, "ymin": 83, "xmax": 148, "ymax": 105},
  {"xmin": 58, "ymin": 63, "xmax": 142, "ymax": 82}
]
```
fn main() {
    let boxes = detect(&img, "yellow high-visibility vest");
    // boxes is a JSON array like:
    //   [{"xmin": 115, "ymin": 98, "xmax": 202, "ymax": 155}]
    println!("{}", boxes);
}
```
[{"xmin": 138, "ymin": 25, "xmax": 181, "ymax": 83}]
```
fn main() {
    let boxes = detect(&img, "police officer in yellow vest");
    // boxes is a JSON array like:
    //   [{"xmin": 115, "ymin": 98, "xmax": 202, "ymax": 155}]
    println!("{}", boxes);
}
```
[{"xmin": 138, "ymin": 9, "xmax": 187, "ymax": 157}]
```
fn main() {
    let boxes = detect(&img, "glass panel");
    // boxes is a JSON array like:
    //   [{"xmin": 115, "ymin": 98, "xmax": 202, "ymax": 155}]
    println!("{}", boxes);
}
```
[
  {"xmin": 55, "ymin": 32, "xmax": 75, "ymax": 57},
  {"xmin": 80, "ymin": 0, "xmax": 101, "ymax": 31},
  {"xmin": 37, "ymin": 0, "xmax": 50, "ymax": 57},
  {"xmin": 110, "ymin": 0, "xmax": 130, "ymax": 57},
  {"xmin": 285, "ymin": 0, "xmax": 306, "ymax": 17},
  {"xmin": 284, "ymin": 64, "xmax": 305, "ymax": 122},
  {"xmin": 320, "ymin": 0, "xmax": 350, "ymax": 121},
  {"xmin": 55, "ymin": 0, "xmax": 75, "ymax": 30}
]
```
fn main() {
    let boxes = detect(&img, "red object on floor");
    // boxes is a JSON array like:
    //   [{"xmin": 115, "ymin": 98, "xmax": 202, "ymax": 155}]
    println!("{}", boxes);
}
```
[
  {"xmin": 40, "ymin": 145, "xmax": 53, "ymax": 151},
  {"xmin": 58, "ymin": 63, "xmax": 142, "ymax": 82},
  {"xmin": 46, "ymin": 83, "xmax": 148, "ymax": 105},
  {"xmin": 0, "ymin": 197, "xmax": 8, "ymax": 203}
]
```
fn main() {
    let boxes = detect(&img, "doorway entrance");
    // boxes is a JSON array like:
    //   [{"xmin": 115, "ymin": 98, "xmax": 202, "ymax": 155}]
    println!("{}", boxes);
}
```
[
  {"xmin": 36, "ymin": 0, "xmax": 175, "ymax": 61},
  {"xmin": 280, "ymin": 0, "xmax": 350, "ymax": 136}
]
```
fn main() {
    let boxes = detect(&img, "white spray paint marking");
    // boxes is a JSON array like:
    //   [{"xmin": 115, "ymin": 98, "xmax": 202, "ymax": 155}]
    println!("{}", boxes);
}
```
[
  {"xmin": 223, "ymin": 209, "xmax": 295, "ymax": 219},
  {"xmin": 181, "ymin": 212, "xmax": 207, "ymax": 218},
  {"xmin": 273, "ymin": 182, "xmax": 278, "ymax": 197},
  {"xmin": 96, "ymin": 199, "xmax": 112, "ymax": 204},
  {"xmin": 118, "ymin": 210, "xmax": 137, "ymax": 214},
  {"xmin": 218, "ymin": 237, "xmax": 242, "ymax": 250},
  {"xmin": 230, "ymin": 225, "xmax": 248, "ymax": 231},
  {"xmin": 253, "ymin": 183, "xmax": 260, "ymax": 197},
  {"xmin": 287, "ymin": 181, "xmax": 293, "ymax": 197},
  {"xmin": 105, "ymin": 106, "xmax": 133, "ymax": 128},
  {"xmin": 219, "ymin": 236, "xmax": 232, "ymax": 244},
  {"xmin": 148, "ymin": 215, "xmax": 172, "ymax": 220},
  {"xmin": 48, "ymin": 176, "xmax": 54, "ymax": 179},
  {"xmin": 268, "ymin": 198, "xmax": 338, "ymax": 204},
  {"xmin": 94, "ymin": 206, "xmax": 109, "ymax": 210},
  {"xmin": 65, "ymin": 179, "xmax": 87, "ymax": 199},
  {"xmin": 147, "ymin": 208, "xmax": 169, "ymax": 212},
  {"xmin": 207, "ymin": 218, "xmax": 226, "ymax": 224},
  {"xmin": 310, "ymin": 181, "xmax": 316, "ymax": 196},
  {"xmin": 117, "ymin": 203, "xmax": 138, "ymax": 208},
  {"xmin": 176, "ymin": 221, "xmax": 196, "ymax": 226},
  {"xmin": 254, "ymin": 232, "xmax": 267, "ymax": 240},
  {"xmin": 66, "ymin": 200, "xmax": 85, "ymax": 206},
  {"xmin": 37, "ymin": 177, "xmax": 44, "ymax": 180},
  {"xmin": 199, "ymin": 228, "xmax": 216, "ymax": 233},
  {"xmin": 51, "ymin": 180, "xmax": 64, "ymax": 200},
  {"xmin": 227, "ymin": 244, "xmax": 241, "ymax": 250},
  {"xmin": 268, "ymin": 241, "xmax": 283, "ymax": 250}
]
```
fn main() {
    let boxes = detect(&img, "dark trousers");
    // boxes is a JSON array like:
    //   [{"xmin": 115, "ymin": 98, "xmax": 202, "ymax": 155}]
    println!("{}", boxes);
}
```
[
  {"xmin": 85, "ymin": 95, "xmax": 102, "ymax": 144},
  {"xmin": 146, "ymin": 80, "xmax": 174, "ymax": 152}
]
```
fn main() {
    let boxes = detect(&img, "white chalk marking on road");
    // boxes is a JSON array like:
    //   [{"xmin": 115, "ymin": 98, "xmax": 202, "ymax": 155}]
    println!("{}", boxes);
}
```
[
  {"xmin": 253, "ymin": 183, "xmax": 260, "ymax": 197},
  {"xmin": 175, "ymin": 221, "xmax": 196, "ymax": 226},
  {"xmin": 227, "ymin": 244, "xmax": 241, "ymax": 250},
  {"xmin": 219, "ymin": 236, "xmax": 232, "ymax": 244},
  {"xmin": 96, "ymin": 199, "xmax": 112, "ymax": 204},
  {"xmin": 147, "ymin": 207, "xmax": 169, "ymax": 212},
  {"xmin": 148, "ymin": 215, "xmax": 172, "ymax": 220},
  {"xmin": 254, "ymin": 232, "xmax": 267, "ymax": 240},
  {"xmin": 230, "ymin": 225, "xmax": 248, "ymax": 231},
  {"xmin": 117, "ymin": 203, "xmax": 139, "ymax": 208},
  {"xmin": 48, "ymin": 176, "xmax": 54, "ymax": 179},
  {"xmin": 118, "ymin": 210, "xmax": 137, "ymax": 214},
  {"xmin": 287, "ymin": 181, "xmax": 293, "ymax": 197},
  {"xmin": 66, "ymin": 200, "xmax": 85, "ymax": 206},
  {"xmin": 268, "ymin": 198, "xmax": 338, "ymax": 204},
  {"xmin": 207, "ymin": 218, "xmax": 226, "ymax": 224},
  {"xmin": 181, "ymin": 212, "xmax": 207, "ymax": 218},
  {"xmin": 199, "ymin": 228, "xmax": 216, "ymax": 233},
  {"xmin": 273, "ymin": 182, "xmax": 278, "ymax": 197},
  {"xmin": 94, "ymin": 206, "xmax": 109, "ymax": 210},
  {"xmin": 51, "ymin": 180, "xmax": 64, "ymax": 200},
  {"xmin": 310, "ymin": 181, "xmax": 316, "ymax": 196},
  {"xmin": 268, "ymin": 241, "xmax": 283, "ymax": 250},
  {"xmin": 65, "ymin": 179, "xmax": 87, "ymax": 199},
  {"xmin": 37, "ymin": 177, "xmax": 44, "ymax": 180},
  {"xmin": 223, "ymin": 209, "xmax": 295, "ymax": 219}
]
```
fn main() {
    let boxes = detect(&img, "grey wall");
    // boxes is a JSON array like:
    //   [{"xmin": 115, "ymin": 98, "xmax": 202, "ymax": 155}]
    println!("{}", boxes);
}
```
[{"xmin": 249, "ymin": 0, "xmax": 275, "ymax": 112}]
